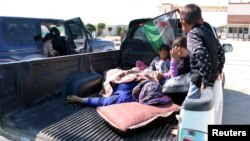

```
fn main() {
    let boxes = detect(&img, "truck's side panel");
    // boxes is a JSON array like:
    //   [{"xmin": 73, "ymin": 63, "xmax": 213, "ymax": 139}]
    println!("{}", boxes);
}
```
[
  {"xmin": 87, "ymin": 51, "xmax": 119, "ymax": 74},
  {"xmin": 0, "ymin": 42, "xmax": 177, "ymax": 141},
  {"xmin": 0, "ymin": 51, "xmax": 120, "ymax": 118},
  {"xmin": 0, "ymin": 63, "xmax": 19, "ymax": 118},
  {"xmin": 18, "ymin": 56, "xmax": 86, "ymax": 106}
]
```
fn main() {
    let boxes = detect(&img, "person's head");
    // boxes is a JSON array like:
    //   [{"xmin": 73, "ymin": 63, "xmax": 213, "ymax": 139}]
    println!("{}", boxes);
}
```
[
  {"xmin": 158, "ymin": 44, "xmax": 171, "ymax": 60},
  {"xmin": 173, "ymin": 36, "xmax": 189, "ymax": 58},
  {"xmin": 180, "ymin": 4, "xmax": 203, "ymax": 33},
  {"xmin": 43, "ymin": 33, "xmax": 52, "ymax": 43}
]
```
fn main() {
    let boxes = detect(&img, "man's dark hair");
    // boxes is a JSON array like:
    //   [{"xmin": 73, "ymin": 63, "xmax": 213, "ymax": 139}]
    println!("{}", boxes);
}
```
[
  {"xmin": 173, "ymin": 36, "xmax": 187, "ymax": 49},
  {"xmin": 180, "ymin": 4, "xmax": 202, "ymax": 25}
]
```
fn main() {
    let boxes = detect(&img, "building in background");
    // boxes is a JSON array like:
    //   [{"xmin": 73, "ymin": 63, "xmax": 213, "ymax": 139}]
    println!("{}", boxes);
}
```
[
  {"xmin": 102, "ymin": 25, "xmax": 127, "ymax": 36},
  {"xmin": 227, "ymin": 2, "xmax": 250, "ymax": 40},
  {"xmin": 157, "ymin": 3, "xmax": 228, "ymax": 38},
  {"xmin": 157, "ymin": 3, "xmax": 227, "ymax": 14}
]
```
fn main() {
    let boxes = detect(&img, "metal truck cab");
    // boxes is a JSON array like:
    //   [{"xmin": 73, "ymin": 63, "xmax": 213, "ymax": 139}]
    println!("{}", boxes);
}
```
[
  {"xmin": 0, "ymin": 17, "xmax": 115, "ymax": 63},
  {"xmin": 0, "ymin": 17, "xmax": 43, "ymax": 62}
]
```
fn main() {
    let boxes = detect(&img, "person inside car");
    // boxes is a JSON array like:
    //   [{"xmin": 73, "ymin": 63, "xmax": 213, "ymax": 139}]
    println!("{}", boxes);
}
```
[{"xmin": 43, "ymin": 33, "xmax": 59, "ymax": 57}]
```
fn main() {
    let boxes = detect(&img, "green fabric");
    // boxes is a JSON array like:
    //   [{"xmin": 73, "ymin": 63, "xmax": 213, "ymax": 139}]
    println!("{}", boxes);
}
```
[
  {"xmin": 143, "ymin": 10, "xmax": 178, "ymax": 51},
  {"xmin": 143, "ymin": 20, "xmax": 164, "ymax": 51}
]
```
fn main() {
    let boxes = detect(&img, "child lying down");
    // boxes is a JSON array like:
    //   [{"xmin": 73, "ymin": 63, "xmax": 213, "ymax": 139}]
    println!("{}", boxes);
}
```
[
  {"xmin": 67, "ymin": 80, "xmax": 172, "ymax": 107},
  {"xmin": 66, "ymin": 36, "xmax": 190, "ymax": 107}
]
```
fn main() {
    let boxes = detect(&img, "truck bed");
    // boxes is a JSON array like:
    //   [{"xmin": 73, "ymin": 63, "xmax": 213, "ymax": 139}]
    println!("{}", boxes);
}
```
[
  {"xmin": 1, "ymin": 99, "xmax": 176, "ymax": 141},
  {"xmin": 0, "ymin": 51, "xmax": 180, "ymax": 141}
]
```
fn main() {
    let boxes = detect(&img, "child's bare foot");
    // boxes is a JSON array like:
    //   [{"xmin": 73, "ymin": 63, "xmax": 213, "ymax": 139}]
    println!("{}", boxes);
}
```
[{"xmin": 66, "ymin": 95, "xmax": 83, "ymax": 103}]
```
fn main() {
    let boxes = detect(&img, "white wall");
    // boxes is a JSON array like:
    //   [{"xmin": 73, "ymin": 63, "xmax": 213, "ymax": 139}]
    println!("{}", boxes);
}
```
[
  {"xmin": 228, "ymin": 3, "xmax": 250, "ymax": 15},
  {"xmin": 158, "ymin": 3, "xmax": 227, "ymax": 27},
  {"xmin": 203, "ymin": 11, "xmax": 227, "ymax": 27}
]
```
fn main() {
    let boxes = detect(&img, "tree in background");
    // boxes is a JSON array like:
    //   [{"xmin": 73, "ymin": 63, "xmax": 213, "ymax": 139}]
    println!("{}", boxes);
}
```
[
  {"xmin": 97, "ymin": 23, "xmax": 106, "ymax": 36},
  {"xmin": 108, "ymin": 27, "xmax": 113, "ymax": 35},
  {"xmin": 117, "ymin": 26, "xmax": 128, "ymax": 41},
  {"xmin": 117, "ymin": 26, "xmax": 122, "ymax": 36},
  {"xmin": 85, "ymin": 23, "xmax": 96, "ymax": 33}
]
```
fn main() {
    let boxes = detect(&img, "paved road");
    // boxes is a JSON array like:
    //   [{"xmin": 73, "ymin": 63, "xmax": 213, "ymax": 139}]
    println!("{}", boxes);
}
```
[
  {"xmin": 221, "ymin": 40, "xmax": 250, "ymax": 124},
  {"xmin": 0, "ymin": 136, "xmax": 9, "ymax": 141}
]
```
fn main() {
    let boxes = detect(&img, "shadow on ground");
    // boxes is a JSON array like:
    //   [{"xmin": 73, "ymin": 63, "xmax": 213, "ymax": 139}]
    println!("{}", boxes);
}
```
[{"xmin": 223, "ymin": 89, "xmax": 250, "ymax": 124}]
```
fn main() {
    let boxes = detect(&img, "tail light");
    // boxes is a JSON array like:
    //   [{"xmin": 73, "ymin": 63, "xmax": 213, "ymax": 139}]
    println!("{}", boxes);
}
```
[
  {"xmin": 178, "ymin": 128, "xmax": 207, "ymax": 141},
  {"xmin": 183, "ymin": 138, "xmax": 193, "ymax": 141}
]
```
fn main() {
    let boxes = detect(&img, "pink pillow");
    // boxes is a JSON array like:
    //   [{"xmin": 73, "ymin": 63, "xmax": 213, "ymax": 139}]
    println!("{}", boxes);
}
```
[{"xmin": 97, "ymin": 102, "xmax": 180, "ymax": 132}]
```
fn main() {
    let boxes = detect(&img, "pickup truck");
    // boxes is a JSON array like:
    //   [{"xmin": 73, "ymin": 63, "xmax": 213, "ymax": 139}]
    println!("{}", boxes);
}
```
[
  {"xmin": 0, "ymin": 17, "xmax": 115, "ymax": 63},
  {"xmin": 0, "ymin": 16, "xmax": 233, "ymax": 141}
]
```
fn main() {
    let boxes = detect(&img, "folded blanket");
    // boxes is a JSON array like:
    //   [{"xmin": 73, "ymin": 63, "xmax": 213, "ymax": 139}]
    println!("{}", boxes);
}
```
[
  {"xmin": 101, "ymin": 68, "xmax": 154, "ymax": 97},
  {"xmin": 132, "ymin": 80, "xmax": 172, "ymax": 105}
]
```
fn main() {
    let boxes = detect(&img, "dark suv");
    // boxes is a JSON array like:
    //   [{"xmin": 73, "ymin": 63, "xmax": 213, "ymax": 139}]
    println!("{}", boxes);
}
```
[{"xmin": 0, "ymin": 17, "xmax": 115, "ymax": 63}]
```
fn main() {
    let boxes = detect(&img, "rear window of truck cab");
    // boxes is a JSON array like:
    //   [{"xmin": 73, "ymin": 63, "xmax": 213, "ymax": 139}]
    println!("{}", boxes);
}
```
[
  {"xmin": 3, "ymin": 18, "xmax": 41, "ymax": 42},
  {"xmin": 132, "ymin": 27, "xmax": 149, "ymax": 42}
]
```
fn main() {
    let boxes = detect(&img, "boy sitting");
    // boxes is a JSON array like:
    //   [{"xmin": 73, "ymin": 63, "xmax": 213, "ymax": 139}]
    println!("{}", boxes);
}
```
[{"xmin": 179, "ymin": 4, "xmax": 225, "ymax": 99}]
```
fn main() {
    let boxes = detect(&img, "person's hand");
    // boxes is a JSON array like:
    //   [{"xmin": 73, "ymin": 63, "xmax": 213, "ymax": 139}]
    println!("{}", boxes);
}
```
[
  {"xmin": 171, "ymin": 47, "xmax": 179, "ymax": 60},
  {"xmin": 200, "ymin": 83, "xmax": 206, "ymax": 93},
  {"xmin": 217, "ymin": 73, "xmax": 222, "ymax": 80},
  {"xmin": 154, "ymin": 72, "xmax": 163, "ymax": 81}
]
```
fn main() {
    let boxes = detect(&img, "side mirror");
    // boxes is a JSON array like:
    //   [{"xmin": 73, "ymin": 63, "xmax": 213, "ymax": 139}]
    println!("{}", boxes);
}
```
[{"xmin": 222, "ymin": 43, "xmax": 233, "ymax": 53}]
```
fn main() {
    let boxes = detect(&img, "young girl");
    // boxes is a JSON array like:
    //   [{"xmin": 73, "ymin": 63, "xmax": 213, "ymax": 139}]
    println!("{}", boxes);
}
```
[
  {"xmin": 43, "ymin": 33, "xmax": 58, "ymax": 57},
  {"xmin": 156, "ymin": 36, "xmax": 190, "ymax": 84},
  {"xmin": 149, "ymin": 44, "xmax": 171, "ymax": 74},
  {"xmin": 135, "ymin": 44, "xmax": 171, "ymax": 74}
]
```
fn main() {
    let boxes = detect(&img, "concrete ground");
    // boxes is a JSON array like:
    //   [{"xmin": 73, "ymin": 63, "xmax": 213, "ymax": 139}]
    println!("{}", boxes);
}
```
[
  {"xmin": 0, "ymin": 136, "xmax": 9, "ymax": 141},
  {"xmin": 220, "ymin": 39, "xmax": 250, "ymax": 124}
]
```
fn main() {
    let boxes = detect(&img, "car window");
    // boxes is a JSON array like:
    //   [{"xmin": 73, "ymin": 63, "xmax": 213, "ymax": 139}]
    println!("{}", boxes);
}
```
[
  {"xmin": 4, "ymin": 18, "xmax": 40, "ymax": 42},
  {"xmin": 132, "ymin": 27, "xmax": 149, "ymax": 42},
  {"xmin": 41, "ymin": 25, "xmax": 50, "ymax": 38},
  {"xmin": 68, "ymin": 21, "xmax": 86, "ymax": 40},
  {"xmin": 41, "ymin": 24, "xmax": 66, "ymax": 38}
]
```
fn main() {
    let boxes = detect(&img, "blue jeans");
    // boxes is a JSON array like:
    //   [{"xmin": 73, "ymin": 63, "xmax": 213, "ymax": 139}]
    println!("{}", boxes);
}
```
[
  {"xmin": 82, "ymin": 82, "xmax": 139, "ymax": 107},
  {"xmin": 159, "ymin": 78, "xmax": 167, "ymax": 85},
  {"xmin": 186, "ymin": 82, "xmax": 202, "ymax": 99},
  {"xmin": 158, "ymin": 60, "xmax": 168, "ymax": 74}
]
